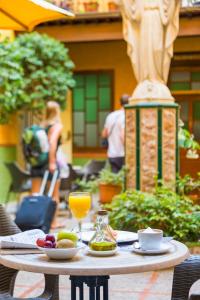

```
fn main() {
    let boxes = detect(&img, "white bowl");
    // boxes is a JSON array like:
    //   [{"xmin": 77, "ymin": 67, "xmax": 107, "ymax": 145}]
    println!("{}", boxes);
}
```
[{"xmin": 38, "ymin": 242, "xmax": 85, "ymax": 260}]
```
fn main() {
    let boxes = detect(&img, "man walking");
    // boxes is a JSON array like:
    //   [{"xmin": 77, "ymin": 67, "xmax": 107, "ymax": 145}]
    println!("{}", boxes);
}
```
[{"xmin": 102, "ymin": 94, "xmax": 129, "ymax": 173}]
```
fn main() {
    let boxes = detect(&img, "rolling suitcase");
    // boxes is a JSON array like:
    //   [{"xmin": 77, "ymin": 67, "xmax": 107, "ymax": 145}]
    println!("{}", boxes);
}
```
[{"xmin": 15, "ymin": 170, "xmax": 58, "ymax": 233}]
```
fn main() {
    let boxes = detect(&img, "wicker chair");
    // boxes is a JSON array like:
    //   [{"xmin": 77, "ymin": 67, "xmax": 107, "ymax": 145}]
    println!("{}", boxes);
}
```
[
  {"xmin": 0, "ymin": 204, "xmax": 59, "ymax": 300},
  {"xmin": 171, "ymin": 255, "xmax": 200, "ymax": 300}
]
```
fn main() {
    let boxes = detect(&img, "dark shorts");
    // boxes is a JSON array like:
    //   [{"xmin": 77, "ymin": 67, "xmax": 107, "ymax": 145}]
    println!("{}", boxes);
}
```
[
  {"xmin": 31, "ymin": 164, "xmax": 60, "ymax": 180},
  {"xmin": 108, "ymin": 157, "xmax": 125, "ymax": 173}
]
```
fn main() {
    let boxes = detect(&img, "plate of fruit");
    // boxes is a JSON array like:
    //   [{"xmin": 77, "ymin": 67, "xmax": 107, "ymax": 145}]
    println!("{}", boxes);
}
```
[{"xmin": 36, "ymin": 231, "xmax": 85, "ymax": 260}]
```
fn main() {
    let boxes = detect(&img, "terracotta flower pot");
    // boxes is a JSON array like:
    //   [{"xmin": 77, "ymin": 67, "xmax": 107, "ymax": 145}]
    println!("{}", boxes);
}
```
[
  {"xmin": 83, "ymin": 2, "xmax": 99, "ymax": 12},
  {"xmin": 99, "ymin": 183, "xmax": 122, "ymax": 204},
  {"xmin": 187, "ymin": 189, "xmax": 200, "ymax": 205},
  {"xmin": 108, "ymin": 1, "xmax": 119, "ymax": 12}
]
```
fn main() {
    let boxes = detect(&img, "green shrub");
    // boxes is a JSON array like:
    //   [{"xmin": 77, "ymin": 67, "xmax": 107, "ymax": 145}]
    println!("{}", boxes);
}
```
[{"xmin": 107, "ymin": 184, "xmax": 200, "ymax": 242}]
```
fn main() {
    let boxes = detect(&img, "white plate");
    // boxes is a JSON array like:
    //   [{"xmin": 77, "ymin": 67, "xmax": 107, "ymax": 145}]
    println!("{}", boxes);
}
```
[
  {"xmin": 81, "ymin": 231, "xmax": 138, "ymax": 244},
  {"xmin": 38, "ymin": 242, "xmax": 85, "ymax": 260},
  {"xmin": 132, "ymin": 242, "xmax": 173, "ymax": 255},
  {"xmin": 87, "ymin": 247, "xmax": 118, "ymax": 257}
]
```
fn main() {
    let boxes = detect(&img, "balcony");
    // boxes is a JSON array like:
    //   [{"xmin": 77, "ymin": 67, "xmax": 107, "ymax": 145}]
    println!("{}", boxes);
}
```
[
  {"xmin": 46, "ymin": 0, "xmax": 119, "ymax": 13},
  {"xmin": 47, "ymin": 0, "xmax": 200, "ymax": 14}
]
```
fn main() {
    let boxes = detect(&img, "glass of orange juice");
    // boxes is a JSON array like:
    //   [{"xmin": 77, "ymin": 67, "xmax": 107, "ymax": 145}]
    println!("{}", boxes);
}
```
[{"xmin": 68, "ymin": 192, "xmax": 91, "ymax": 240}]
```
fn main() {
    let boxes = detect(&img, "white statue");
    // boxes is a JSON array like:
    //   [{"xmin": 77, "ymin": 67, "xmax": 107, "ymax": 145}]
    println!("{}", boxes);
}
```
[{"xmin": 116, "ymin": 0, "xmax": 180, "ymax": 101}]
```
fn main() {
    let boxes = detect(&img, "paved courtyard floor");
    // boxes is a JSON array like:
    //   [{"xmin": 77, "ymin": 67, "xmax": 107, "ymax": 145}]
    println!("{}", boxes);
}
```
[
  {"xmin": 6, "ymin": 203, "xmax": 200, "ymax": 299},
  {"xmin": 14, "ymin": 269, "xmax": 174, "ymax": 300}
]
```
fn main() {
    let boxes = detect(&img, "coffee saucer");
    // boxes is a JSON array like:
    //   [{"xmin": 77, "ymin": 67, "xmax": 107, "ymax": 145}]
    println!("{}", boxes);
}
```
[{"xmin": 132, "ymin": 242, "xmax": 173, "ymax": 255}]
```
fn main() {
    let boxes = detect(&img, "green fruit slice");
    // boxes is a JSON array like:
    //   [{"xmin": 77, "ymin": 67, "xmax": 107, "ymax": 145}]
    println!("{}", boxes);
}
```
[{"xmin": 57, "ymin": 231, "xmax": 78, "ymax": 245}]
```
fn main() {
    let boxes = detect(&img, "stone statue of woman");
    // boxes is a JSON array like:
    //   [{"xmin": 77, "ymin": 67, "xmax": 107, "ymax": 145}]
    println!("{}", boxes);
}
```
[{"xmin": 116, "ymin": 0, "xmax": 180, "ymax": 101}]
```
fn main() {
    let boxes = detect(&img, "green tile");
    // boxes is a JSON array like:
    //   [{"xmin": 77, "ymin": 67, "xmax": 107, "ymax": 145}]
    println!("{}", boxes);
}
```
[
  {"xmin": 193, "ymin": 121, "xmax": 200, "ymax": 140},
  {"xmin": 191, "ymin": 82, "xmax": 200, "ymax": 90},
  {"xmin": 73, "ymin": 112, "xmax": 84, "ymax": 134},
  {"xmin": 171, "ymin": 71, "xmax": 190, "ymax": 82},
  {"xmin": 73, "ymin": 136, "xmax": 84, "ymax": 147},
  {"xmin": 86, "ymin": 124, "xmax": 97, "ymax": 147},
  {"xmin": 193, "ymin": 102, "xmax": 200, "ymax": 120},
  {"xmin": 179, "ymin": 101, "xmax": 189, "ymax": 121},
  {"xmin": 99, "ymin": 87, "xmax": 111, "ymax": 110},
  {"xmin": 73, "ymin": 88, "xmax": 84, "ymax": 111},
  {"xmin": 74, "ymin": 74, "xmax": 84, "ymax": 87},
  {"xmin": 99, "ymin": 111, "xmax": 109, "ymax": 132},
  {"xmin": 86, "ymin": 74, "xmax": 97, "ymax": 98},
  {"xmin": 99, "ymin": 73, "xmax": 111, "ymax": 86},
  {"xmin": 183, "ymin": 121, "xmax": 189, "ymax": 130},
  {"xmin": 191, "ymin": 72, "xmax": 200, "ymax": 81},
  {"xmin": 171, "ymin": 82, "xmax": 190, "ymax": 91},
  {"xmin": 86, "ymin": 100, "xmax": 97, "ymax": 123}
]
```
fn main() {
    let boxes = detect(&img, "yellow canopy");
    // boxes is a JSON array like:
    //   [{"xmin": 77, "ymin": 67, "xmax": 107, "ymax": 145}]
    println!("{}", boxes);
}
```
[{"xmin": 0, "ymin": 0, "xmax": 74, "ymax": 31}]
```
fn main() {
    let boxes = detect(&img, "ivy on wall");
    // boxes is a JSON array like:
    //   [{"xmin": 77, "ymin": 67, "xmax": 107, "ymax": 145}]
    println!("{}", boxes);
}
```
[{"xmin": 0, "ymin": 32, "xmax": 75, "ymax": 123}]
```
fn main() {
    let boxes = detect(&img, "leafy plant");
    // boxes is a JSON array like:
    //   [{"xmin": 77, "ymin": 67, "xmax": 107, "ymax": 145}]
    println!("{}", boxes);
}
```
[
  {"xmin": 98, "ymin": 166, "xmax": 125, "ymax": 187},
  {"xmin": 73, "ymin": 166, "xmax": 126, "ymax": 194},
  {"xmin": 0, "ymin": 32, "xmax": 75, "ymax": 123},
  {"xmin": 107, "ymin": 184, "xmax": 200, "ymax": 242},
  {"xmin": 0, "ymin": 40, "xmax": 26, "ymax": 123},
  {"xmin": 74, "ymin": 177, "xmax": 99, "ymax": 194},
  {"xmin": 15, "ymin": 32, "xmax": 75, "ymax": 112},
  {"xmin": 176, "ymin": 174, "xmax": 200, "ymax": 196},
  {"xmin": 179, "ymin": 127, "xmax": 200, "ymax": 150}
]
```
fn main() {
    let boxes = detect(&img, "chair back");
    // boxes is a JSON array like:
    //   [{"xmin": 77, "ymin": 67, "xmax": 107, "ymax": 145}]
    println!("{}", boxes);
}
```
[
  {"xmin": 4, "ymin": 162, "xmax": 30, "ymax": 193},
  {"xmin": 82, "ymin": 160, "xmax": 106, "ymax": 180},
  {"xmin": 0, "ymin": 204, "xmax": 21, "ymax": 236},
  {"xmin": 60, "ymin": 164, "xmax": 79, "ymax": 191}
]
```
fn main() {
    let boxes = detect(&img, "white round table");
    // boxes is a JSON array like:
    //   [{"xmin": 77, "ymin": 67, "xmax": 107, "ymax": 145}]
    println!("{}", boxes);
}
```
[{"xmin": 0, "ymin": 241, "xmax": 189, "ymax": 300}]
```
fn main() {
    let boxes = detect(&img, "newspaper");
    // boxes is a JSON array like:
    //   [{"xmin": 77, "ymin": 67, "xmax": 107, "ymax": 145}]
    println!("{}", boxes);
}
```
[{"xmin": 0, "ymin": 229, "xmax": 45, "ymax": 249}]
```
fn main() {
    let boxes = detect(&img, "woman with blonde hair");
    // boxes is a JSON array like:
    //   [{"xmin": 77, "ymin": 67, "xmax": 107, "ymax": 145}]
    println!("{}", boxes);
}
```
[{"xmin": 31, "ymin": 101, "xmax": 63, "ymax": 228}]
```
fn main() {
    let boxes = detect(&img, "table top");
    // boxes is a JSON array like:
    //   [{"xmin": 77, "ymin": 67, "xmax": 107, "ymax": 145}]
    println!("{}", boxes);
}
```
[{"xmin": 0, "ymin": 241, "xmax": 189, "ymax": 276}]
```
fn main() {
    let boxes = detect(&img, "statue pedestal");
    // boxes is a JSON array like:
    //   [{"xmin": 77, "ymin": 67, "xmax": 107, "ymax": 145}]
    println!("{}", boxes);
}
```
[{"xmin": 125, "ymin": 102, "xmax": 179, "ymax": 192}]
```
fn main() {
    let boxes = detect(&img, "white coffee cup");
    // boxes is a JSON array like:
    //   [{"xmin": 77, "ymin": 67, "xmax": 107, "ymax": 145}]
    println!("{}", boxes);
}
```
[{"xmin": 138, "ymin": 228, "xmax": 163, "ymax": 250}]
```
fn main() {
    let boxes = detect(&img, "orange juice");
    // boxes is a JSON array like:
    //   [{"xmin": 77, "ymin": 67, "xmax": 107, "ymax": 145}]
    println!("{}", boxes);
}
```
[{"xmin": 69, "ymin": 193, "xmax": 91, "ymax": 220}]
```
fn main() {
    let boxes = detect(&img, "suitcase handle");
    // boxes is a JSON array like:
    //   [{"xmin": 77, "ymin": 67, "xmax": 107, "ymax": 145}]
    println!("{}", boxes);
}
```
[
  {"xmin": 48, "ymin": 170, "xmax": 58, "ymax": 197},
  {"xmin": 39, "ymin": 170, "xmax": 59, "ymax": 197}
]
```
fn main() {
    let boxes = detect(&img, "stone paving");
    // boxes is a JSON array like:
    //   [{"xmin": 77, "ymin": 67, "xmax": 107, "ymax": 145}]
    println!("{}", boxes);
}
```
[{"xmin": 14, "ymin": 269, "xmax": 174, "ymax": 300}]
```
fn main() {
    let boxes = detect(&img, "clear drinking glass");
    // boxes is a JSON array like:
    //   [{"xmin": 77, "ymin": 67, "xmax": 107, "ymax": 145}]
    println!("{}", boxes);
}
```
[{"xmin": 68, "ymin": 192, "xmax": 91, "ymax": 240}]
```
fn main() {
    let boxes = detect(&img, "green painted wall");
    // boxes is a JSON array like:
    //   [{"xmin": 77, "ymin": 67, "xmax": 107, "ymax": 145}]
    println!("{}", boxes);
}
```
[
  {"xmin": 0, "ymin": 146, "xmax": 16, "ymax": 203},
  {"xmin": 73, "ymin": 157, "xmax": 105, "ymax": 167}
]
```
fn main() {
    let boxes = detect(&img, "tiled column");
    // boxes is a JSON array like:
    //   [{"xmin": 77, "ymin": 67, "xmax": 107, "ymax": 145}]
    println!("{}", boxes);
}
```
[{"xmin": 125, "ymin": 103, "xmax": 179, "ymax": 192}]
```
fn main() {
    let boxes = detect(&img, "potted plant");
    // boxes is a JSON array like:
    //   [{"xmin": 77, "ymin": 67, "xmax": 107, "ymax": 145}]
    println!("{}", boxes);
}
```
[
  {"xmin": 178, "ymin": 123, "xmax": 200, "ymax": 159},
  {"xmin": 177, "ymin": 174, "xmax": 200, "ymax": 204},
  {"xmin": 98, "ymin": 167, "xmax": 125, "ymax": 204},
  {"xmin": 83, "ymin": 1, "xmax": 99, "ymax": 12},
  {"xmin": 108, "ymin": 1, "xmax": 119, "ymax": 12}
]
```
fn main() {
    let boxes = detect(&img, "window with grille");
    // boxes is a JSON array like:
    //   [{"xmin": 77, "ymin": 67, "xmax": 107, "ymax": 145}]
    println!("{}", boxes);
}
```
[
  {"xmin": 169, "ymin": 70, "xmax": 200, "ymax": 140},
  {"xmin": 169, "ymin": 71, "xmax": 200, "ymax": 91},
  {"xmin": 72, "ymin": 71, "xmax": 113, "ymax": 149}
]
